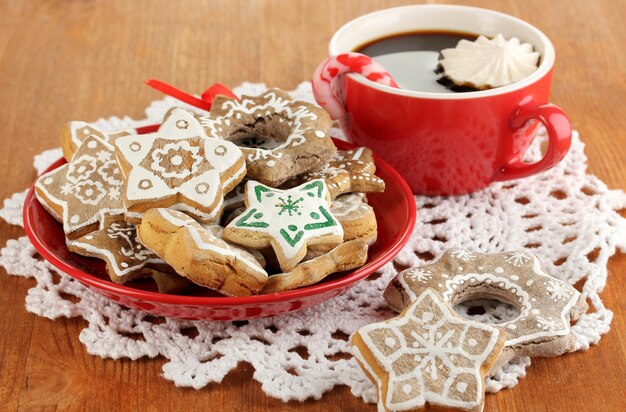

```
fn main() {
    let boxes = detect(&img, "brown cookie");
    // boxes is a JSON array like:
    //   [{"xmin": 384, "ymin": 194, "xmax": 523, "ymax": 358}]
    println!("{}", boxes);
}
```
[
  {"xmin": 296, "ymin": 147, "xmax": 385, "ymax": 198},
  {"xmin": 114, "ymin": 108, "xmax": 246, "ymax": 223},
  {"xmin": 35, "ymin": 136, "xmax": 125, "ymax": 239},
  {"xmin": 199, "ymin": 88, "xmax": 336, "ymax": 187},
  {"xmin": 61, "ymin": 121, "xmax": 134, "ymax": 162},
  {"xmin": 384, "ymin": 249, "xmax": 588, "ymax": 365},
  {"xmin": 352, "ymin": 289, "xmax": 506, "ymax": 412},
  {"xmin": 68, "ymin": 215, "xmax": 190, "ymax": 294},
  {"xmin": 137, "ymin": 208, "xmax": 268, "ymax": 296},
  {"xmin": 261, "ymin": 239, "xmax": 368, "ymax": 293}
]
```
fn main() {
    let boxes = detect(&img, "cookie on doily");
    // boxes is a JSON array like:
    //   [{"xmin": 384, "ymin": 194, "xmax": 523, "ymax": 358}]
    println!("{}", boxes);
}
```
[
  {"xmin": 35, "ymin": 136, "xmax": 124, "ymax": 239},
  {"xmin": 384, "ymin": 249, "xmax": 588, "ymax": 365},
  {"xmin": 223, "ymin": 179, "xmax": 344, "ymax": 272},
  {"xmin": 137, "ymin": 208, "xmax": 268, "ymax": 296},
  {"xmin": 68, "ymin": 214, "xmax": 190, "ymax": 294},
  {"xmin": 199, "ymin": 88, "xmax": 336, "ymax": 187},
  {"xmin": 352, "ymin": 289, "xmax": 505, "ymax": 412},
  {"xmin": 114, "ymin": 108, "xmax": 246, "ymax": 223}
]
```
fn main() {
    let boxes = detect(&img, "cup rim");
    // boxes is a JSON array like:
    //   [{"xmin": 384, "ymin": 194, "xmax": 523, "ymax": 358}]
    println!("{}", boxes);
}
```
[{"xmin": 328, "ymin": 4, "xmax": 555, "ymax": 100}]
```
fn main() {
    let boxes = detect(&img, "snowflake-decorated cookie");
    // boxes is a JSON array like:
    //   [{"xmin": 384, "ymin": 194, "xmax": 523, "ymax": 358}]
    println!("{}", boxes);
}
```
[
  {"xmin": 294, "ymin": 148, "xmax": 385, "ymax": 198},
  {"xmin": 35, "ymin": 136, "xmax": 125, "ymax": 239},
  {"xmin": 352, "ymin": 289, "xmax": 505, "ymax": 412},
  {"xmin": 262, "ymin": 239, "xmax": 368, "ymax": 293},
  {"xmin": 61, "ymin": 121, "xmax": 134, "ymax": 162},
  {"xmin": 199, "ymin": 88, "xmax": 336, "ymax": 187},
  {"xmin": 115, "ymin": 108, "xmax": 246, "ymax": 223},
  {"xmin": 222, "ymin": 179, "xmax": 344, "ymax": 272},
  {"xmin": 68, "ymin": 214, "xmax": 190, "ymax": 294},
  {"xmin": 137, "ymin": 208, "xmax": 268, "ymax": 296},
  {"xmin": 384, "ymin": 250, "xmax": 588, "ymax": 364}
]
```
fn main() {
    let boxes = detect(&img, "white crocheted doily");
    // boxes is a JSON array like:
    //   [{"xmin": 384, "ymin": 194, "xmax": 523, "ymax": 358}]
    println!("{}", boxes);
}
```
[{"xmin": 1, "ymin": 82, "xmax": 625, "ymax": 402}]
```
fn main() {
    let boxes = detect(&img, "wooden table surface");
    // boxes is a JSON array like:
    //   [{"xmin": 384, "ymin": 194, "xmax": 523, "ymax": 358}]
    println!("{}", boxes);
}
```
[{"xmin": 1, "ymin": 0, "xmax": 624, "ymax": 410}]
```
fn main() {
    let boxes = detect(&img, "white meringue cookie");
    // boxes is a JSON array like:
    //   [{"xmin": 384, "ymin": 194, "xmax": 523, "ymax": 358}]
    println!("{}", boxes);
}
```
[{"xmin": 439, "ymin": 34, "xmax": 540, "ymax": 90}]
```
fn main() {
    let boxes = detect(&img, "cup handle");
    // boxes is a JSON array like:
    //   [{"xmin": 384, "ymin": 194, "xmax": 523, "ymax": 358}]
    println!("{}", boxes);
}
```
[
  {"xmin": 312, "ymin": 52, "xmax": 398, "ymax": 121},
  {"xmin": 492, "ymin": 103, "xmax": 572, "ymax": 181}
]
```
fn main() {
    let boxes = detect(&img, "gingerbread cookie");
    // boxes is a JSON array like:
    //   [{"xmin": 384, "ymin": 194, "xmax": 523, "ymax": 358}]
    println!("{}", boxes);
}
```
[
  {"xmin": 137, "ymin": 208, "xmax": 268, "ymax": 296},
  {"xmin": 61, "ymin": 121, "xmax": 134, "ymax": 162},
  {"xmin": 222, "ymin": 179, "xmax": 343, "ymax": 272},
  {"xmin": 352, "ymin": 289, "xmax": 505, "ymax": 412},
  {"xmin": 68, "ymin": 215, "xmax": 190, "ymax": 293},
  {"xmin": 384, "ymin": 250, "xmax": 587, "ymax": 364},
  {"xmin": 262, "ymin": 240, "xmax": 368, "ymax": 293},
  {"xmin": 295, "ymin": 148, "xmax": 385, "ymax": 198},
  {"xmin": 306, "ymin": 193, "xmax": 377, "ymax": 259},
  {"xmin": 35, "ymin": 136, "xmax": 124, "ymax": 239},
  {"xmin": 199, "ymin": 88, "xmax": 336, "ymax": 187},
  {"xmin": 114, "ymin": 108, "xmax": 246, "ymax": 223}
]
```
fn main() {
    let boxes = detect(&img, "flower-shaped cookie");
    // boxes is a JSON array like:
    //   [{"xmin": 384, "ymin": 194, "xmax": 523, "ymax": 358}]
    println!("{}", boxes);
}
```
[
  {"xmin": 352, "ymin": 289, "xmax": 505, "ymax": 412},
  {"xmin": 296, "ymin": 148, "xmax": 385, "ymax": 198},
  {"xmin": 384, "ymin": 250, "xmax": 588, "ymax": 363},
  {"xmin": 115, "ymin": 108, "xmax": 246, "ymax": 223},
  {"xmin": 35, "ymin": 136, "xmax": 124, "ymax": 239},
  {"xmin": 68, "ymin": 214, "xmax": 190, "ymax": 293},
  {"xmin": 223, "ymin": 179, "xmax": 343, "ymax": 271},
  {"xmin": 200, "ymin": 88, "xmax": 336, "ymax": 187}
]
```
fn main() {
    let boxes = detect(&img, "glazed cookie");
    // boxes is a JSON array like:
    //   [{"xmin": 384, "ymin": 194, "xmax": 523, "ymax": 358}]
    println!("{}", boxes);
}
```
[
  {"xmin": 61, "ymin": 121, "xmax": 134, "ymax": 162},
  {"xmin": 262, "ymin": 240, "xmax": 368, "ymax": 293},
  {"xmin": 137, "ymin": 208, "xmax": 268, "ymax": 296},
  {"xmin": 307, "ymin": 193, "xmax": 377, "ymax": 259},
  {"xmin": 352, "ymin": 289, "xmax": 505, "ymax": 412},
  {"xmin": 295, "ymin": 148, "xmax": 385, "ymax": 198},
  {"xmin": 68, "ymin": 215, "xmax": 190, "ymax": 294},
  {"xmin": 384, "ymin": 250, "xmax": 588, "ymax": 364},
  {"xmin": 35, "ymin": 136, "xmax": 124, "ymax": 239},
  {"xmin": 223, "ymin": 179, "xmax": 343, "ymax": 272},
  {"xmin": 115, "ymin": 108, "xmax": 246, "ymax": 223},
  {"xmin": 199, "ymin": 88, "xmax": 336, "ymax": 187}
]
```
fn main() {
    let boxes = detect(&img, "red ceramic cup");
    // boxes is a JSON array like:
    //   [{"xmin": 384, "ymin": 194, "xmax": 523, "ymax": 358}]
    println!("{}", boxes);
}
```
[{"xmin": 313, "ymin": 5, "xmax": 572, "ymax": 195}]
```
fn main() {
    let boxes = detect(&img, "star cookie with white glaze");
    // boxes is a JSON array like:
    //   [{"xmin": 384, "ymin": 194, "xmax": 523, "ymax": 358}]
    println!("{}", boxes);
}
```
[
  {"xmin": 61, "ymin": 121, "xmax": 134, "ymax": 162},
  {"xmin": 35, "ymin": 136, "xmax": 125, "ymax": 239},
  {"xmin": 292, "ymin": 147, "xmax": 385, "ymax": 198},
  {"xmin": 200, "ymin": 88, "xmax": 336, "ymax": 187},
  {"xmin": 352, "ymin": 289, "xmax": 505, "ymax": 412},
  {"xmin": 114, "ymin": 108, "xmax": 246, "ymax": 223},
  {"xmin": 137, "ymin": 208, "xmax": 268, "ymax": 296},
  {"xmin": 222, "ymin": 179, "xmax": 344, "ymax": 272},
  {"xmin": 384, "ymin": 250, "xmax": 588, "ymax": 366},
  {"xmin": 68, "ymin": 214, "xmax": 190, "ymax": 294}
]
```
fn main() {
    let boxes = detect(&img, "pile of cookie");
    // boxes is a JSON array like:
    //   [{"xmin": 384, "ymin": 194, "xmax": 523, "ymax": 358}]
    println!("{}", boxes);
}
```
[
  {"xmin": 35, "ymin": 88, "xmax": 385, "ymax": 295},
  {"xmin": 351, "ymin": 250, "xmax": 587, "ymax": 412}
]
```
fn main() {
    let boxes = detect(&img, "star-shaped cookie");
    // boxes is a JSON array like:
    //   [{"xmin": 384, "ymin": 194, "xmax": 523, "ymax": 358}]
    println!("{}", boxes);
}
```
[
  {"xmin": 68, "ymin": 214, "xmax": 190, "ymax": 294},
  {"xmin": 61, "ymin": 121, "xmax": 134, "ymax": 162},
  {"xmin": 35, "ymin": 136, "xmax": 125, "ymax": 239},
  {"xmin": 222, "ymin": 179, "xmax": 344, "ymax": 272},
  {"xmin": 352, "ymin": 289, "xmax": 505, "ymax": 412},
  {"xmin": 114, "ymin": 108, "xmax": 246, "ymax": 223},
  {"xmin": 296, "ymin": 147, "xmax": 385, "ymax": 198}
]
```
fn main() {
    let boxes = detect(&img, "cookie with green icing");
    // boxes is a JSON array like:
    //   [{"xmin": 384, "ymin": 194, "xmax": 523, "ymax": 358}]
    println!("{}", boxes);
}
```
[{"xmin": 222, "ymin": 179, "xmax": 344, "ymax": 272}]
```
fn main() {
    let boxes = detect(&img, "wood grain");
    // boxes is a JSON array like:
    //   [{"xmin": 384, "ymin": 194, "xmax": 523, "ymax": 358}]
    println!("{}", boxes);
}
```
[{"xmin": 0, "ymin": 0, "xmax": 625, "ymax": 411}]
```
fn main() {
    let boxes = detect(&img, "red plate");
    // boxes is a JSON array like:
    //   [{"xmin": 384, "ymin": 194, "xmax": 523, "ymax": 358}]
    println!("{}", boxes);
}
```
[{"xmin": 24, "ymin": 139, "xmax": 416, "ymax": 320}]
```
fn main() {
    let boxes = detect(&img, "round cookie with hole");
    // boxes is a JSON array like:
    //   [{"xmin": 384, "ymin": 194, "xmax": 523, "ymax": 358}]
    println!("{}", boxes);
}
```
[
  {"xmin": 199, "ymin": 88, "xmax": 336, "ymax": 187},
  {"xmin": 384, "ymin": 249, "xmax": 588, "ymax": 366}
]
